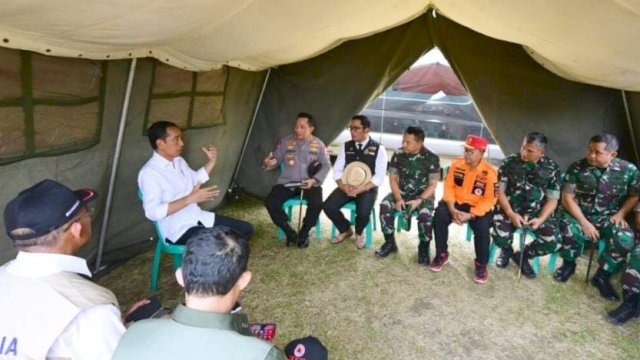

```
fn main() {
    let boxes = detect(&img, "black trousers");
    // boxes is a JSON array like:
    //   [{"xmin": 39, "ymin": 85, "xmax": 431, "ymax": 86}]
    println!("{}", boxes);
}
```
[
  {"xmin": 172, "ymin": 214, "xmax": 255, "ymax": 245},
  {"xmin": 265, "ymin": 184, "xmax": 323, "ymax": 233},
  {"xmin": 433, "ymin": 201, "xmax": 494, "ymax": 265},
  {"xmin": 323, "ymin": 187, "xmax": 377, "ymax": 235}
]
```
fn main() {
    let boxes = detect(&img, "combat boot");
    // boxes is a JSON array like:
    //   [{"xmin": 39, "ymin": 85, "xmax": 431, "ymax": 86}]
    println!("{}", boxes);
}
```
[
  {"xmin": 297, "ymin": 225, "xmax": 312, "ymax": 248},
  {"xmin": 553, "ymin": 260, "xmax": 576, "ymax": 282},
  {"xmin": 511, "ymin": 251, "xmax": 536, "ymax": 279},
  {"xmin": 607, "ymin": 290, "xmax": 640, "ymax": 325},
  {"xmin": 591, "ymin": 268, "xmax": 621, "ymax": 302},
  {"xmin": 418, "ymin": 241, "xmax": 430, "ymax": 266},
  {"xmin": 375, "ymin": 235, "xmax": 397, "ymax": 258},
  {"xmin": 495, "ymin": 246, "xmax": 513, "ymax": 268}
]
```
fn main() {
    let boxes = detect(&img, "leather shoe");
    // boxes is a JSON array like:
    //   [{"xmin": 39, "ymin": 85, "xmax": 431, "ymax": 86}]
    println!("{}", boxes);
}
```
[
  {"xmin": 297, "ymin": 232, "xmax": 310, "ymax": 248},
  {"xmin": 511, "ymin": 251, "xmax": 536, "ymax": 279},
  {"xmin": 375, "ymin": 239, "xmax": 397, "ymax": 258},
  {"xmin": 284, "ymin": 227, "xmax": 297, "ymax": 247},
  {"xmin": 591, "ymin": 268, "xmax": 620, "ymax": 302},
  {"xmin": 553, "ymin": 260, "xmax": 576, "ymax": 282},
  {"xmin": 495, "ymin": 246, "xmax": 513, "ymax": 268}
]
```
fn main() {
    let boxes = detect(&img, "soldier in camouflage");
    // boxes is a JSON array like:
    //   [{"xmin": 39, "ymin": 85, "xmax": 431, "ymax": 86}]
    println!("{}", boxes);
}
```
[
  {"xmin": 554, "ymin": 134, "xmax": 640, "ymax": 303},
  {"xmin": 375, "ymin": 126, "xmax": 440, "ymax": 265},
  {"xmin": 491, "ymin": 132, "xmax": 562, "ymax": 279},
  {"xmin": 606, "ymin": 203, "xmax": 640, "ymax": 325}
]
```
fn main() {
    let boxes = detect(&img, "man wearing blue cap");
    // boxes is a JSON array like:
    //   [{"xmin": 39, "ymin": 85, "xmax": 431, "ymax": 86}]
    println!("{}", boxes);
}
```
[{"xmin": 0, "ymin": 179, "xmax": 141, "ymax": 360}]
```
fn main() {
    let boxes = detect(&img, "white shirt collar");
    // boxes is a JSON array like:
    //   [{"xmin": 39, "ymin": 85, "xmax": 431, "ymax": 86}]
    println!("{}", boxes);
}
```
[
  {"xmin": 356, "ymin": 137, "xmax": 370, "ymax": 147},
  {"xmin": 151, "ymin": 151, "xmax": 177, "ymax": 168},
  {"xmin": 6, "ymin": 251, "xmax": 92, "ymax": 278}
]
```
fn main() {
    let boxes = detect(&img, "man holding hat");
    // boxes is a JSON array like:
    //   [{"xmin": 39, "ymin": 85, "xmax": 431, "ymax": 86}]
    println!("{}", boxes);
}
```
[
  {"xmin": 429, "ymin": 134, "xmax": 498, "ymax": 284},
  {"xmin": 262, "ymin": 112, "xmax": 331, "ymax": 248},
  {"xmin": 0, "ymin": 179, "xmax": 130, "ymax": 359},
  {"xmin": 324, "ymin": 114, "xmax": 388, "ymax": 249},
  {"xmin": 376, "ymin": 126, "xmax": 440, "ymax": 264},
  {"xmin": 113, "ymin": 226, "xmax": 285, "ymax": 360}
]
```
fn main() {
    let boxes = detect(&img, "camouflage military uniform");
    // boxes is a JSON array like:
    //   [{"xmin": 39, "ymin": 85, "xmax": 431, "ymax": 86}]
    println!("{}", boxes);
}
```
[
  {"xmin": 621, "ymin": 203, "xmax": 640, "ymax": 294},
  {"xmin": 559, "ymin": 158, "xmax": 640, "ymax": 273},
  {"xmin": 491, "ymin": 153, "xmax": 562, "ymax": 257},
  {"xmin": 379, "ymin": 147, "xmax": 440, "ymax": 243}
]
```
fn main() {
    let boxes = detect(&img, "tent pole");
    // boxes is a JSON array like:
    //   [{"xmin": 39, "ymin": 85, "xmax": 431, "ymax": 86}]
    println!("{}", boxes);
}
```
[
  {"xmin": 621, "ymin": 90, "xmax": 639, "ymax": 163},
  {"xmin": 94, "ymin": 58, "xmax": 138, "ymax": 272},
  {"xmin": 230, "ymin": 68, "xmax": 271, "ymax": 183}
]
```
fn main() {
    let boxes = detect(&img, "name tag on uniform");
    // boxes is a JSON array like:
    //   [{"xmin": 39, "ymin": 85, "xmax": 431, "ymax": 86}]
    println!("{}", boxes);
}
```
[
  {"xmin": 366, "ymin": 146, "xmax": 377, "ymax": 155},
  {"xmin": 454, "ymin": 169, "xmax": 465, "ymax": 186},
  {"xmin": 472, "ymin": 177, "xmax": 487, "ymax": 196}
]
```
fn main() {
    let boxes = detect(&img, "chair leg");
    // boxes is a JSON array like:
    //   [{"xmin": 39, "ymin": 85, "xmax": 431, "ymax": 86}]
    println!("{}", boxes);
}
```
[
  {"xmin": 315, "ymin": 217, "xmax": 322, "ymax": 240},
  {"xmin": 547, "ymin": 252, "xmax": 558, "ymax": 272},
  {"xmin": 465, "ymin": 224, "xmax": 473, "ymax": 241},
  {"xmin": 488, "ymin": 242, "xmax": 498, "ymax": 266},
  {"xmin": 365, "ymin": 221, "xmax": 373, "ymax": 248},
  {"xmin": 150, "ymin": 240, "xmax": 163, "ymax": 292},
  {"xmin": 173, "ymin": 253, "xmax": 182, "ymax": 269},
  {"xmin": 532, "ymin": 256, "xmax": 540, "ymax": 274}
]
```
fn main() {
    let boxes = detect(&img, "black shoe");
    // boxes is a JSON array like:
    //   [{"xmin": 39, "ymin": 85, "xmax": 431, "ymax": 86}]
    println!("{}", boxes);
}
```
[
  {"xmin": 284, "ymin": 227, "xmax": 297, "ymax": 247},
  {"xmin": 607, "ymin": 290, "xmax": 640, "ymax": 325},
  {"xmin": 591, "ymin": 268, "xmax": 620, "ymax": 302},
  {"xmin": 553, "ymin": 260, "xmax": 576, "ymax": 282},
  {"xmin": 417, "ymin": 241, "xmax": 430, "ymax": 266},
  {"xmin": 511, "ymin": 251, "xmax": 536, "ymax": 279},
  {"xmin": 297, "ymin": 231, "xmax": 310, "ymax": 248},
  {"xmin": 495, "ymin": 246, "xmax": 513, "ymax": 268},
  {"xmin": 375, "ymin": 239, "xmax": 398, "ymax": 258}
]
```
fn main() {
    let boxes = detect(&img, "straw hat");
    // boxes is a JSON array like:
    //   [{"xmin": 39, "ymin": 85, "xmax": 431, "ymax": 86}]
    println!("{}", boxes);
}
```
[{"xmin": 341, "ymin": 161, "xmax": 372, "ymax": 186}]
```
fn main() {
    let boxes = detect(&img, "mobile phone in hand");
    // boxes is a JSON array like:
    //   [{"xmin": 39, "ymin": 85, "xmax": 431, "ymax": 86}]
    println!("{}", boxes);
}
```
[
  {"xmin": 249, "ymin": 323, "xmax": 277, "ymax": 341},
  {"xmin": 125, "ymin": 296, "xmax": 170, "ymax": 323}
]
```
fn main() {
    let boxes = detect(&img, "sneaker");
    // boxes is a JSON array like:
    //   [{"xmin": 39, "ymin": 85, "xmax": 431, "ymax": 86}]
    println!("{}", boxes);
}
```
[
  {"xmin": 429, "ymin": 252, "xmax": 449, "ymax": 272},
  {"xmin": 230, "ymin": 301, "xmax": 242, "ymax": 314},
  {"xmin": 474, "ymin": 259, "xmax": 489, "ymax": 284},
  {"xmin": 355, "ymin": 233, "xmax": 365, "ymax": 249}
]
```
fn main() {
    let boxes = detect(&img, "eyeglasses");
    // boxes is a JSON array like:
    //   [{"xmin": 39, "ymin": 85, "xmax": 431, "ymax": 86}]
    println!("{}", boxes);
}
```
[
  {"xmin": 61, "ymin": 207, "xmax": 94, "ymax": 232},
  {"xmin": 348, "ymin": 126, "xmax": 363, "ymax": 131}
]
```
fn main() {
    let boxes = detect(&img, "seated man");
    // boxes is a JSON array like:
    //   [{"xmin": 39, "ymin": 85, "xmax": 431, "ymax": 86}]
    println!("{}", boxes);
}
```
[
  {"xmin": 491, "ymin": 132, "xmax": 562, "ymax": 278},
  {"xmin": 323, "ymin": 115, "xmax": 387, "ymax": 249},
  {"xmin": 112, "ymin": 226, "xmax": 285, "ymax": 360},
  {"xmin": 375, "ymin": 126, "xmax": 440, "ymax": 264},
  {"xmin": 429, "ymin": 135, "xmax": 497, "ymax": 284},
  {"xmin": 607, "ymin": 203, "xmax": 640, "ymax": 325},
  {"xmin": 554, "ymin": 134, "xmax": 640, "ymax": 302},
  {"xmin": 139, "ymin": 121, "xmax": 253, "ymax": 245},
  {"xmin": 0, "ymin": 179, "xmax": 141, "ymax": 359},
  {"xmin": 262, "ymin": 112, "xmax": 330, "ymax": 248}
]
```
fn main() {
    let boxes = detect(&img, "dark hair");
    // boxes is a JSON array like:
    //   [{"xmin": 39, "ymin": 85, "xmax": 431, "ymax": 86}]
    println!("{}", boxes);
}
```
[
  {"xmin": 351, "ymin": 115, "xmax": 371, "ymax": 129},
  {"xmin": 182, "ymin": 226, "xmax": 249, "ymax": 296},
  {"xmin": 147, "ymin": 121, "xmax": 179, "ymax": 150},
  {"xmin": 590, "ymin": 133, "xmax": 619, "ymax": 152},
  {"xmin": 296, "ymin": 112, "xmax": 315, "ymax": 128},
  {"xmin": 405, "ymin": 126, "xmax": 425, "ymax": 142},
  {"xmin": 524, "ymin": 132, "xmax": 547, "ymax": 149}
]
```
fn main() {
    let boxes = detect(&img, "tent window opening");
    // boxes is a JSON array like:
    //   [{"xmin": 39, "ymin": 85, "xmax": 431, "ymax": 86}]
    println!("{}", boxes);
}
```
[
  {"xmin": 0, "ymin": 48, "xmax": 104, "ymax": 165},
  {"xmin": 144, "ymin": 61, "xmax": 227, "ymax": 131}
]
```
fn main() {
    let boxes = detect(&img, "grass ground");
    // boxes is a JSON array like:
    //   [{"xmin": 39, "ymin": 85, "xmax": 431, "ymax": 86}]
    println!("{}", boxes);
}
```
[{"xmin": 98, "ymin": 193, "xmax": 640, "ymax": 360}]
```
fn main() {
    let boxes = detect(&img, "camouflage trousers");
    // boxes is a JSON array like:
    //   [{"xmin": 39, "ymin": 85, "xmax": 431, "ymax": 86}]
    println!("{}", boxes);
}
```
[
  {"xmin": 558, "ymin": 214, "xmax": 636, "ymax": 273},
  {"xmin": 379, "ymin": 193, "xmax": 434, "ymax": 243},
  {"xmin": 490, "ymin": 210, "xmax": 561, "ymax": 257},
  {"xmin": 622, "ymin": 244, "xmax": 640, "ymax": 294}
]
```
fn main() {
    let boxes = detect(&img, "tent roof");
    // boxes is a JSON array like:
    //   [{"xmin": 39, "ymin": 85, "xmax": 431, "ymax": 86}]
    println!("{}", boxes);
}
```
[
  {"xmin": 393, "ymin": 63, "xmax": 467, "ymax": 96},
  {"xmin": 1, "ymin": 1, "xmax": 639, "ymax": 90}
]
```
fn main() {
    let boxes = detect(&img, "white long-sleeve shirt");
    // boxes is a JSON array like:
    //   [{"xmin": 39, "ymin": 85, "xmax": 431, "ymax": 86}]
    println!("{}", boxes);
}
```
[
  {"xmin": 333, "ymin": 137, "xmax": 388, "ymax": 187},
  {"xmin": 138, "ymin": 151, "xmax": 215, "ymax": 241}
]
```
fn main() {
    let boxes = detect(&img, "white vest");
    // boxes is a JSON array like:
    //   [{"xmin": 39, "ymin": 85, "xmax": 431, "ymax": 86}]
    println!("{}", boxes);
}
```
[{"xmin": 0, "ymin": 266, "xmax": 118, "ymax": 360}]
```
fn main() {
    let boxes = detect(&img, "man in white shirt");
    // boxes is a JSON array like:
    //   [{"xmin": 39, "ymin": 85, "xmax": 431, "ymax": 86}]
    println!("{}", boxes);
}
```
[
  {"xmin": 0, "ymin": 179, "xmax": 133, "ymax": 359},
  {"xmin": 323, "ymin": 115, "xmax": 388, "ymax": 249},
  {"xmin": 138, "ymin": 121, "xmax": 254, "ymax": 244}
]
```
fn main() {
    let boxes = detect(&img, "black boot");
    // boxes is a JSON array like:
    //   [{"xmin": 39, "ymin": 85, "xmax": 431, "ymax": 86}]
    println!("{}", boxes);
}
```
[
  {"xmin": 375, "ymin": 235, "xmax": 397, "ymax": 258},
  {"xmin": 591, "ymin": 268, "xmax": 621, "ymax": 302},
  {"xmin": 418, "ymin": 241, "xmax": 430, "ymax": 266},
  {"xmin": 297, "ymin": 225, "xmax": 311, "ymax": 248},
  {"xmin": 553, "ymin": 260, "xmax": 576, "ymax": 282},
  {"xmin": 495, "ymin": 246, "xmax": 514, "ymax": 268},
  {"xmin": 607, "ymin": 290, "xmax": 640, "ymax": 325},
  {"xmin": 283, "ymin": 225, "xmax": 297, "ymax": 247},
  {"xmin": 511, "ymin": 251, "xmax": 536, "ymax": 279}
]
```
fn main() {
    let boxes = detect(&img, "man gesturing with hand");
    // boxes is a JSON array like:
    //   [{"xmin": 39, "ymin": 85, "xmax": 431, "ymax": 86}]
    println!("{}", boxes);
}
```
[{"xmin": 139, "ymin": 121, "xmax": 253, "ymax": 245}]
